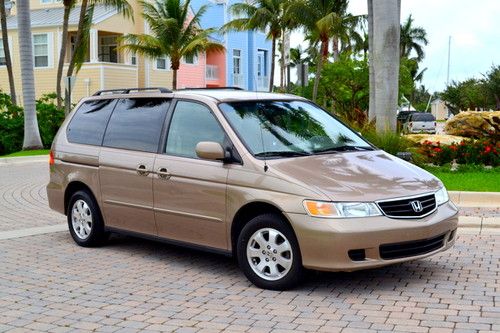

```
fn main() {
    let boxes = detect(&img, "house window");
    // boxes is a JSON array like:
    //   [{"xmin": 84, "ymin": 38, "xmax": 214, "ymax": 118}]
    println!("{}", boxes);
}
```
[
  {"xmin": 131, "ymin": 51, "xmax": 137, "ymax": 65},
  {"xmin": 33, "ymin": 34, "xmax": 49, "ymax": 68},
  {"xmin": 257, "ymin": 49, "xmax": 267, "ymax": 76},
  {"xmin": 156, "ymin": 57, "xmax": 169, "ymax": 70},
  {"xmin": 99, "ymin": 36, "xmax": 118, "ymax": 63},
  {"xmin": 184, "ymin": 54, "xmax": 198, "ymax": 65},
  {"xmin": 233, "ymin": 49, "xmax": 241, "ymax": 74},
  {"xmin": 0, "ymin": 40, "xmax": 5, "ymax": 66}
]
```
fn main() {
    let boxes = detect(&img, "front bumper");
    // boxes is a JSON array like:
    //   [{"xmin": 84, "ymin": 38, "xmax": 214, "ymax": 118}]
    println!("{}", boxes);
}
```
[{"xmin": 285, "ymin": 201, "xmax": 458, "ymax": 271}]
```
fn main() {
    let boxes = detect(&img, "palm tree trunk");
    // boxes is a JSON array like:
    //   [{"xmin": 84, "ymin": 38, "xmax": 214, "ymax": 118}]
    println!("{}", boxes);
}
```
[
  {"xmin": 312, "ymin": 39, "xmax": 328, "ymax": 102},
  {"xmin": 16, "ymin": 0, "xmax": 43, "ymax": 149},
  {"xmin": 173, "ymin": 69, "xmax": 177, "ymax": 90},
  {"xmin": 280, "ymin": 32, "xmax": 285, "ymax": 89},
  {"xmin": 332, "ymin": 36, "xmax": 339, "ymax": 62},
  {"xmin": 65, "ymin": 0, "xmax": 88, "ymax": 115},
  {"xmin": 0, "ymin": 0, "xmax": 16, "ymax": 105},
  {"xmin": 367, "ymin": 0, "xmax": 375, "ymax": 121},
  {"xmin": 67, "ymin": 0, "xmax": 88, "ymax": 78},
  {"xmin": 269, "ymin": 36, "xmax": 276, "ymax": 92},
  {"xmin": 57, "ymin": 4, "xmax": 71, "ymax": 109},
  {"xmin": 371, "ymin": 0, "xmax": 400, "ymax": 133}
]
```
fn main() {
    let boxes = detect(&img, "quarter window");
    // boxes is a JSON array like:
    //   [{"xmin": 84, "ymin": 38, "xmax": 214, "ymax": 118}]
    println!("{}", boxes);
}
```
[
  {"xmin": 67, "ymin": 99, "xmax": 117, "ymax": 146},
  {"xmin": 165, "ymin": 101, "xmax": 226, "ymax": 159},
  {"xmin": 103, "ymin": 98, "xmax": 170, "ymax": 152},
  {"xmin": 33, "ymin": 34, "xmax": 49, "ymax": 68}
]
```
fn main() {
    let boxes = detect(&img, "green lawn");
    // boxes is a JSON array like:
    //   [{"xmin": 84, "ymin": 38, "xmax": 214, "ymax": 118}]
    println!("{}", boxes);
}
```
[
  {"xmin": 0, "ymin": 149, "xmax": 50, "ymax": 158},
  {"xmin": 425, "ymin": 166, "xmax": 500, "ymax": 192}
]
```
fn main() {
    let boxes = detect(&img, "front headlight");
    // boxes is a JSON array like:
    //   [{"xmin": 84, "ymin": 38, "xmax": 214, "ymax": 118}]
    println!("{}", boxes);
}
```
[
  {"xmin": 435, "ymin": 186, "xmax": 449, "ymax": 206},
  {"xmin": 303, "ymin": 200, "xmax": 382, "ymax": 218}
]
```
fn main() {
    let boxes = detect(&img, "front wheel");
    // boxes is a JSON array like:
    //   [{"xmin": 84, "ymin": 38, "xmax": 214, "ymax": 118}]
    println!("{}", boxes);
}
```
[{"xmin": 237, "ymin": 214, "xmax": 304, "ymax": 290}]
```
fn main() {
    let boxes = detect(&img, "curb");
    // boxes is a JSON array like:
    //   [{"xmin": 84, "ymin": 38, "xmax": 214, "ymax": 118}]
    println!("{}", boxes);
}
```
[
  {"xmin": 449, "ymin": 191, "xmax": 500, "ymax": 208},
  {"xmin": 0, "ymin": 155, "xmax": 48, "ymax": 165},
  {"xmin": 458, "ymin": 216, "xmax": 500, "ymax": 231}
]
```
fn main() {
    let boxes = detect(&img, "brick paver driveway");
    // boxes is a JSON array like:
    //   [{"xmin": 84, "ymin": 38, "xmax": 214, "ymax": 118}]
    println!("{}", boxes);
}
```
[{"xmin": 0, "ymin": 161, "xmax": 499, "ymax": 333}]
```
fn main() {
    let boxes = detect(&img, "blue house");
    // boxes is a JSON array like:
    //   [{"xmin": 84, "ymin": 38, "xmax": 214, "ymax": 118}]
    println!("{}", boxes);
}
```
[{"xmin": 190, "ymin": 0, "xmax": 272, "ymax": 91}]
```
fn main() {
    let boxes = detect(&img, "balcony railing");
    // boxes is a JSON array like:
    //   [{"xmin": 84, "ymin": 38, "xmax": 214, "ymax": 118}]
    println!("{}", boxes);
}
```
[
  {"xmin": 206, "ymin": 65, "xmax": 218, "ymax": 80},
  {"xmin": 233, "ymin": 73, "xmax": 244, "ymax": 88},
  {"xmin": 257, "ymin": 76, "xmax": 269, "ymax": 91}
]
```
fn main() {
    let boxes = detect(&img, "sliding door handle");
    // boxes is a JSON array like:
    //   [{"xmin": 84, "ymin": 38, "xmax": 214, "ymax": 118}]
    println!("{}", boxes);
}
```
[
  {"xmin": 136, "ymin": 164, "xmax": 150, "ymax": 176},
  {"xmin": 157, "ymin": 167, "xmax": 171, "ymax": 180}
]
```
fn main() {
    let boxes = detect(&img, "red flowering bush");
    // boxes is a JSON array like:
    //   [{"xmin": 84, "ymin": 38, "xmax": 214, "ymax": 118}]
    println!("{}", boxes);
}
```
[{"xmin": 418, "ymin": 139, "xmax": 499, "ymax": 166}]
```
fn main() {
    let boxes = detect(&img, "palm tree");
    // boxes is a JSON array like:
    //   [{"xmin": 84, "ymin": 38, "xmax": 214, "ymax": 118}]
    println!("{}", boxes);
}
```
[
  {"xmin": 288, "ymin": 0, "xmax": 355, "ymax": 101},
  {"xmin": 0, "ymin": 0, "xmax": 16, "ymax": 105},
  {"xmin": 121, "ymin": 0, "xmax": 224, "ymax": 89},
  {"xmin": 223, "ymin": 0, "xmax": 288, "ymax": 92},
  {"xmin": 400, "ymin": 14, "xmax": 428, "ymax": 62},
  {"xmin": 16, "ymin": 0, "xmax": 43, "ymax": 149},
  {"xmin": 56, "ymin": 0, "xmax": 75, "ymax": 109},
  {"xmin": 368, "ymin": 0, "xmax": 400, "ymax": 133}
]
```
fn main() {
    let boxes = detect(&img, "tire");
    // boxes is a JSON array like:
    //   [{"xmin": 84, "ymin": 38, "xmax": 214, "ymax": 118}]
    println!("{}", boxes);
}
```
[
  {"xmin": 237, "ymin": 214, "xmax": 304, "ymax": 290},
  {"xmin": 67, "ymin": 190, "xmax": 107, "ymax": 247}
]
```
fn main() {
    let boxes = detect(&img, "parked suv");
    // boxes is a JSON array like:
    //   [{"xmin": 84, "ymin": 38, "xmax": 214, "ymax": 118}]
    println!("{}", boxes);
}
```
[
  {"xmin": 47, "ymin": 88, "xmax": 458, "ymax": 290},
  {"xmin": 403, "ymin": 112, "xmax": 437, "ymax": 134}
]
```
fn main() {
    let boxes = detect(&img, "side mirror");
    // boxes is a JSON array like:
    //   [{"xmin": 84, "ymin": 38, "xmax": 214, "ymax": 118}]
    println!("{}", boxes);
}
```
[{"xmin": 195, "ymin": 141, "xmax": 225, "ymax": 161}]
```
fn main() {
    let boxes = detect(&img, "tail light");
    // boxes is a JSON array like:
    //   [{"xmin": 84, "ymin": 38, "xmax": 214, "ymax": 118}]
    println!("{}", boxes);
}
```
[{"xmin": 49, "ymin": 150, "xmax": 55, "ymax": 166}]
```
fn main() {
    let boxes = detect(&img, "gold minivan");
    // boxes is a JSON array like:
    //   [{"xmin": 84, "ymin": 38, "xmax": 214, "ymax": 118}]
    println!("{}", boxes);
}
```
[{"xmin": 47, "ymin": 87, "xmax": 458, "ymax": 290}]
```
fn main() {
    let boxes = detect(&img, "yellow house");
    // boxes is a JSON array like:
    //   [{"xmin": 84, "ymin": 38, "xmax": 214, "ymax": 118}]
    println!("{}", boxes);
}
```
[{"xmin": 0, "ymin": 0, "xmax": 174, "ymax": 103}]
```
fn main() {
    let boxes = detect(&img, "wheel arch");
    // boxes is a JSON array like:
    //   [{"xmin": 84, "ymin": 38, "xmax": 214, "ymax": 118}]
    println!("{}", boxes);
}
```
[
  {"xmin": 64, "ymin": 181, "xmax": 99, "ymax": 216},
  {"xmin": 230, "ymin": 201, "xmax": 295, "ymax": 256}
]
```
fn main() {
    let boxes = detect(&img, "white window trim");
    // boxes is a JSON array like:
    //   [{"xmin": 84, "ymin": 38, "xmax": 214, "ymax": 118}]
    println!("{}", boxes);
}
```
[
  {"xmin": 154, "ymin": 56, "xmax": 170, "ymax": 71},
  {"xmin": 33, "ymin": 32, "xmax": 54, "ymax": 69},
  {"xmin": 40, "ymin": 0, "xmax": 61, "ymax": 4},
  {"xmin": 233, "ymin": 49, "xmax": 241, "ymax": 74},
  {"xmin": 0, "ymin": 36, "xmax": 13, "ymax": 67},
  {"xmin": 182, "ymin": 54, "xmax": 198, "ymax": 65}
]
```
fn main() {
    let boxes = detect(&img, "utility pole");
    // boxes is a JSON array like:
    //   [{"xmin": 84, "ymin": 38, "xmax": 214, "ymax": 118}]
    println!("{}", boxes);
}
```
[{"xmin": 446, "ymin": 36, "xmax": 451, "ymax": 86}]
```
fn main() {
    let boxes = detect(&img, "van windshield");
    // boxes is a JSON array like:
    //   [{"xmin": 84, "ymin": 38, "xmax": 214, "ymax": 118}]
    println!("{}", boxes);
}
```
[{"xmin": 219, "ymin": 100, "xmax": 374, "ymax": 158}]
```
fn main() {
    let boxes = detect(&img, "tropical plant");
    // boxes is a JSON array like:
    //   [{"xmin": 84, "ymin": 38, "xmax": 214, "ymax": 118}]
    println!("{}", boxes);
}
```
[
  {"xmin": 400, "ymin": 14, "xmax": 428, "ymax": 62},
  {"xmin": 288, "ymin": 0, "xmax": 363, "ymax": 101},
  {"xmin": 56, "ymin": 0, "xmax": 75, "ymax": 109},
  {"xmin": 64, "ymin": 0, "xmax": 132, "ymax": 112},
  {"xmin": 16, "ymin": 0, "xmax": 43, "ymax": 149},
  {"xmin": 484, "ymin": 64, "xmax": 500, "ymax": 110},
  {"xmin": 121, "ymin": 0, "xmax": 223, "ymax": 89},
  {"xmin": 367, "ymin": 0, "xmax": 401, "ymax": 133},
  {"xmin": 0, "ymin": 0, "xmax": 16, "ymax": 105},
  {"xmin": 223, "ymin": 0, "xmax": 289, "ymax": 92}
]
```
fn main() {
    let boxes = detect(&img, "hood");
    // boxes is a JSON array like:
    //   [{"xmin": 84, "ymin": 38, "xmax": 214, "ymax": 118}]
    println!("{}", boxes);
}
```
[{"xmin": 267, "ymin": 150, "xmax": 442, "ymax": 202}]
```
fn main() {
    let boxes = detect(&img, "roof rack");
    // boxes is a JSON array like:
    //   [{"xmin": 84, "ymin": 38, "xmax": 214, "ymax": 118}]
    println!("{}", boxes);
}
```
[
  {"xmin": 93, "ymin": 87, "xmax": 172, "ymax": 96},
  {"xmin": 178, "ymin": 87, "xmax": 244, "ymax": 91}
]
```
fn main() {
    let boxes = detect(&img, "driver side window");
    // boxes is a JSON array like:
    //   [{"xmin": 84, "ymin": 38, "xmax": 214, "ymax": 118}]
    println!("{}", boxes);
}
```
[{"xmin": 165, "ymin": 101, "xmax": 226, "ymax": 159}]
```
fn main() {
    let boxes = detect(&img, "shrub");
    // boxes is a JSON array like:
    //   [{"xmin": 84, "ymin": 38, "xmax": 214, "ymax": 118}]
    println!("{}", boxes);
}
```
[
  {"xmin": 0, "ymin": 92, "xmax": 65, "ymax": 155},
  {"xmin": 419, "ymin": 139, "xmax": 499, "ymax": 166}
]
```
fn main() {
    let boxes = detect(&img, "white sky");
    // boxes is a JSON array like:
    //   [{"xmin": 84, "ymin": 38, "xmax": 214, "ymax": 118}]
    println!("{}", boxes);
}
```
[{"xmin": 289, "ymin": 0, "xmax": 500, "ymax": 93}]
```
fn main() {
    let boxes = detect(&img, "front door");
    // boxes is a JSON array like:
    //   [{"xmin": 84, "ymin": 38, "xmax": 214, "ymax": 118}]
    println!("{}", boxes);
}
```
[
  {"xmin": 153, "ymin": 100, "xmax": 228, "ymax": 249},
  {"xmin": 99, "ymin": 97, "xmax": 171, "ymax": 235}
]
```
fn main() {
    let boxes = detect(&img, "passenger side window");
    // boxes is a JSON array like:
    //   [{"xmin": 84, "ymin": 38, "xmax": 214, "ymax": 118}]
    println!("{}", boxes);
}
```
[
  {"xmin": 67, "ymin": 99, "xmax": 117, "ymax": 146},
  {"xmin": 103, "ymin": 98, "xmax": 170, "ymax": 153},
  {"xmin": 165, "ymin": 101, "xmax": 226, "ymax": 159}
]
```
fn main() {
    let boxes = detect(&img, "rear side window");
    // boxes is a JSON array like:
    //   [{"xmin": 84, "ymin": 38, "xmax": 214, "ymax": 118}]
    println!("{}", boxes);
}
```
[
  {"xmin": 411, "ymin": 113, "xmax": 435, "ymax": 121},
  {"xmin": 67, "ymin": 99, "xmax": 117, "ymax": 145},
  {"xmin": 103, "ymin": 98, "xmax": 170, "ymax": 153},
  {"xmin": 165, "ymin": 101, "xmax": 226, "ymax": 158}
]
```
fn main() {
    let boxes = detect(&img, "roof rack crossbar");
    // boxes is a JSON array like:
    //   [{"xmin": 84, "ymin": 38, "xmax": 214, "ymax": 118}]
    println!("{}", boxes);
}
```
[
  {"xmin": 93, "ymin": 87, "xmax": 172, "ymax": 96},
  {"xmin": 178, "ymin": 87, "xmax": 244, "ymax": 91}
]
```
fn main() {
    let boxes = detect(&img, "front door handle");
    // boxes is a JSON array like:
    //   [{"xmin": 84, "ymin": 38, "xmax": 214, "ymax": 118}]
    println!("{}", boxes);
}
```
[
  {"xmin": 157, "ymin": 167, "xmax": 171, "ymax": 180},
  {"xmin": 136, "ymin": 164, "xmax": 150, "ymax": 176}
]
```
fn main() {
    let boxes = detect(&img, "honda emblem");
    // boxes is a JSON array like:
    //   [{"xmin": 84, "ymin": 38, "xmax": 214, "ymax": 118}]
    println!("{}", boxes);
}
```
[{"xmin": 410, "ymin": 200, "xmax": 423, "ymax": 212}]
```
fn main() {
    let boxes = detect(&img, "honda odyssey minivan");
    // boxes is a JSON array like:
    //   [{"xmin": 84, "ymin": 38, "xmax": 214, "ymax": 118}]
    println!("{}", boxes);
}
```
[{"xmin": 47, "ymin": 87, "xmax": 458, "ymax": 290}]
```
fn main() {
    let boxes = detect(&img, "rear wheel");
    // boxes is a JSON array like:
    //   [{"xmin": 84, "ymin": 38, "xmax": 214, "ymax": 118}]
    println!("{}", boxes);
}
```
[
  {"xmin": 237, "ymin": 214, "xmax": 303, "ymax": 290},
  {"xmin": 67, "ymin": 190, "xmax": 107, "ymax": 247}
]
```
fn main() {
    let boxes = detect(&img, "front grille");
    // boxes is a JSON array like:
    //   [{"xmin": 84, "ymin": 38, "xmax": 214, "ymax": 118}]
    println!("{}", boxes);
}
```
[
  {"xmin": 377, "ymin": 193, "xmax": 436, "ymax": 218},
  {"xmin": 379, "ymin": 233, "xmax": 446, "ymax": 260}
]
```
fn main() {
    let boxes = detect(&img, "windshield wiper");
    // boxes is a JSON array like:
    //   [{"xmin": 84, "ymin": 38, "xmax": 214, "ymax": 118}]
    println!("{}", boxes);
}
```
[
  {"xmin": 313, "ymin": 145, "xmax": 374, "ymax": 154},
  {"xmin": 254, "ymin": 151, "xmax": 311, "ymax": 158}
]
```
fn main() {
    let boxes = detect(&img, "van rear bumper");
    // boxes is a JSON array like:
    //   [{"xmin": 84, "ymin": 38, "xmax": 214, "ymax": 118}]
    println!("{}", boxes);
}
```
[{"xmin": 285, "ymin": 201, "xmax": 459, "ymax": 271}]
